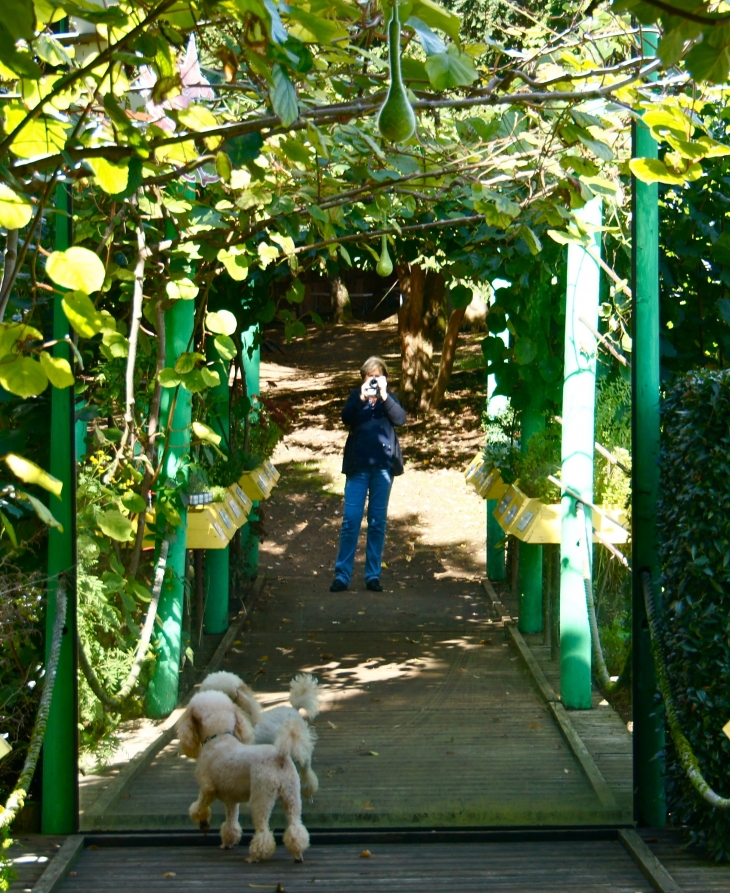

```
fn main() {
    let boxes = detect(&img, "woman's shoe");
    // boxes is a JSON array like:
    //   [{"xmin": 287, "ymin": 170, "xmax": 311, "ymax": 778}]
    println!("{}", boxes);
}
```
[
  {"xmin": 330, "ymin": 580, "xmax": 348, "ymax": 592},
  {"xmin": 366, "ymin": 579, "xmax": 383, "ymax": 592}
]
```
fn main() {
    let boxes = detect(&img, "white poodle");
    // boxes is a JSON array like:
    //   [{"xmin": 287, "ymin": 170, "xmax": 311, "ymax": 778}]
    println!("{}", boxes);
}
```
[
  {"xmin": 176, "ymin": 689, "xmax": 312, "ymax": 862},
  {"xmin": 200, "ymin": 671, "xmax": 320, "ymax": 798}
]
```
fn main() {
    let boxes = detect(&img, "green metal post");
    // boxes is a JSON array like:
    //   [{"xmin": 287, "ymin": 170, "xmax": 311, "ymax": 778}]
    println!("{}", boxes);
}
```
[
  {"xmin": 146, "ymin": 298, "xmax": 194, "ymax": 717},
  {"xmin": 518, "ymin": 408, "xmax": 544, "ymax": 632},
  {"xmin": 42, "ymin": 183, "xmax": 78, "ymax": 833},
  {"xmin": 240, "ymin": 326, "xmax": 261, "ymax": 578},
  {"xmin": 204, "ymin": 339, "xmax": 230, "ymax": 634},
  {"xmin": 486, "ymin": 324, "xmax": 507, "ymax": 582},
  {"xmin": 632, "ymin": 28, "xmax": 666, "ymax": 827},
  {"xmin": 559, "ymin": 197, "xmax": 602, "ymax": 710},
  {"xmin": 486, "ymin": 501, "xmax": 505, "ymax": 581}
]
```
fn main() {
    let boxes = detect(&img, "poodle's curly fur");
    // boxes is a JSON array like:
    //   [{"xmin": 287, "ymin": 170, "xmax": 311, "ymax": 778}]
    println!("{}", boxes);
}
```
[
  {"xmin": 200, "ymin": 671, "xmax": 320, "ymax": 798},
  {"xmin": 176, "ymin": 690, "xmax": 311, "ymax": 862}
]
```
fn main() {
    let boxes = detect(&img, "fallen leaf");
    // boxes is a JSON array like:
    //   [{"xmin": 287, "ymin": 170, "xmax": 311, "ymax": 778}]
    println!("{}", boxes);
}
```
[
  {"xmin": 281, "ymin": 617, "xmax": 292, "ymax": 623},
  {"xmin": 528, "ymin": 723, "xmax": 541, "ymax": 729},
  {"xmin": 319, "ymin": 653, "xmax": 333, "ymax": 660},
  {"xmin": 357, "ymin": 611, "xmax": 366, "ymax": 615},
  {"xmin": 381, "ymin": 562, "xmax": 388, "ymax": 569},
  {"xmin": 327, "ymin": 720, "xmax": 337, "ymax": 729},
  {"xmin": 360, "ymin": 849, "xmax": 372, "ymax": 858},
  {"xmin": 564, "ymin": 769, "xmax": 570, "ymax": 774},
  {"xmin": 260, "ymin": 655, "xmax": 269, "ymax": 661},
  {"xmin": 67, "ymin": 872, "xmax": 77, "ymax": 877},
  {"xmin": 367, "ymin": 750, "xmax": 378, "ymax": 756},
  {"xmin": 162, "ymin": 872, "xmax": 176, "ymax": 878},
  {"xmin": 446, "ymin": 750, "xmax": 454, "ymax": 755},
  {"xmin": 370, "ymin": 697, "xmax": 381, "ymax": 702},
  {"xmin": 233, "ymin": 640, "xmax": 242, "ymax": 645}
]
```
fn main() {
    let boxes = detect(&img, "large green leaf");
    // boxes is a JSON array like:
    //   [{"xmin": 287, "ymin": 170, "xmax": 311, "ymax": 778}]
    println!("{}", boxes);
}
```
[
  {"xmin": 629, "ymin": 157, "xmax": 702, "ymax": 186},
  {"xmin": 4, "ymin": 453, "xmax": 62, "ymax": 496},
  {"xmin": 166, "ymin": 278, "xmax": 199, "ymax": 300},
  {"xmin": 409, "ymin": 0, "xmax": 461, "ymax": 43},
  {"xmin": 514, "ymin": 337, "xmax": 537, "ymax": 365},
  {"xmin": 0, "ymin": 355, "xmax": 48, "ymax": 397},
  {"xmin": 39, "ymin": 352, "xmax": 74, "ymax": 389},
  {"xmin": 62, "ymin": 290, "xmax": 105, "ymax": 338},
  {"xmin": 18, "ymin": 491, "xmax": 62, "ymax": 530},
  {"xmin": 98, "ymin": 509, "xmax": 135, "ymax": 542},
  {"xmin": 191, "ymin": 421, "xmax": 222, "ymax": 446},
  {"xmin": 47, "ymin": 247, "xmax": 105, "ymax": 294},
  {"xmin": 88, "ymin": 157, "xmax": 130, "ymax": 195},
  {"xmin": 0, "ymin": 184, "xmax": 33, "ymax": 229},
  {"xmin": 206, "ymin": 309, "xmax": 238, "ymax": 336},
  {"xmin": 425, "ymin": 48, "xmax": 477, "ymax": 90},
  {"xmin": 217, "ymin": 246, "xmax": 250, "ymax": 281},
  {"xmin": 271, "ymin": 64, "xmax": 299, "ymax": 127},
  {"xmin": 213, "ymin": 335, "xmax": 237, "ymax": 361}
]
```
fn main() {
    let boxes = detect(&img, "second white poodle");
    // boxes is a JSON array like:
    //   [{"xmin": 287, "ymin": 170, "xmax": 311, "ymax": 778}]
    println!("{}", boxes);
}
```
[
  {"xmin": 200, "ymin": 671, "xmax": 320, "ymax": 798},
  {"xmin": 176, "ymin": 689, "xmax": 312, "ymax": 862}
]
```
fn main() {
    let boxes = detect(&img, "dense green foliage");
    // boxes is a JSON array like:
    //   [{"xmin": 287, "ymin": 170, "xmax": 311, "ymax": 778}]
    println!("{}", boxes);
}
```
[{"xmin": 659, "ymin": 369, "xmax": 730, "ymax": 859}]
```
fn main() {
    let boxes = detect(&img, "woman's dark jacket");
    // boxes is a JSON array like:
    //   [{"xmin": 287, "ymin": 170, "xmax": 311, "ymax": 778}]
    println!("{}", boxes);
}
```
[{"xmin": 341, "ymin": 388, "xmax": 406, "ymax": 476}]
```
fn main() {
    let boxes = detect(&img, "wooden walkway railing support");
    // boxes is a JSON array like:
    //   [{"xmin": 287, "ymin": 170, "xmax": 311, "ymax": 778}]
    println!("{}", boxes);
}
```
[
  {"xmin": 146, "ymin": 294, "xmax": 193, "ymax": 718},
  {"xmin": 632, "ymin": 28, "xmax": 666, "ymax": 827},
  {"xmin": 518, "ymin": 406, "xmax": 544, "ymax": 633},
  {"xmin": 559, "ymin": 197, "xmax": 601, "ymax": 710},
  {"xmin": 42, "ymin": 181, "xmax": 78, "ymax": 833}
]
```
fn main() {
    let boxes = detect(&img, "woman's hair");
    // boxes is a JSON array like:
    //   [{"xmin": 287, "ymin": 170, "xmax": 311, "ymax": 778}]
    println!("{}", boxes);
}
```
[{"xmin": 360, "ymin": 356, "xmax": 389, "ymax": 378}]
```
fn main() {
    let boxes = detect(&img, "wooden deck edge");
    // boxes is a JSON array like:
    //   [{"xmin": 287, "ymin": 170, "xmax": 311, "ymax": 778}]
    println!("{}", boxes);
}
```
[
  {"xmin": 619, "ymin": 829, "xmax": 684, "ymax": 893},
  {"xmin": 81, "ymin": 575, "xmax": 267, "ymax": 828},
  {"xmin": 32, "ymin": 835, "xmax": 85, "ymax": 893},
  {"xmin": 481, "ymin": 579, "xmax": 619, "ymax": 813}
]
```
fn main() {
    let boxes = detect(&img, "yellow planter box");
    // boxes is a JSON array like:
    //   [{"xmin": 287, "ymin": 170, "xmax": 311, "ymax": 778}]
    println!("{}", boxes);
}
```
[
  {"xmin": 263, "ymin": 460, "xmax": 280, "ymax": 484},
  {"xmin": 238, "ymin": 467, "xmax": 274, "ymax": 502},
  {"xmin": 224, "ymin": 485, "xmax": 251, "ymax": 528},
  {"xmin": 498, "ymin": 494, "xmax": 630, "ymax": 546},
  {"xmin": 220, "ymin": 487, "xmax": 249, "ymax": 530},
  {"xmin": 186, "ymin": 504, "xmax": 235, "ymax": 549},
  {"xmin": 464, "ymin": 457, "xmax": 509, "ymax": 500},
  {"xmin": 493, "ymin": 484, "xmax": 527, "ymax": 530}
]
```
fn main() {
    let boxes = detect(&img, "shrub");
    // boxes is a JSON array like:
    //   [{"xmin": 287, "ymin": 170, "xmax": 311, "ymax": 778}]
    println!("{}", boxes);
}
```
[{"xmin": 658, "ymin": 368, "xmax": 730, "ymax": 860}]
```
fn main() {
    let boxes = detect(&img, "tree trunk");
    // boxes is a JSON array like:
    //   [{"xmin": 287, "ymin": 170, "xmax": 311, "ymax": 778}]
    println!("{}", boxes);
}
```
[
  {"xmin": 427, "ymin": 305, "xmax": 467, "ymax": 410},
  {"xmin": 397, "ymin": 263, "xmax": 444, "ymax": 411},
  {"xmin": 332, "ymin": 276, "xmax": 352, "ymax": 324}
]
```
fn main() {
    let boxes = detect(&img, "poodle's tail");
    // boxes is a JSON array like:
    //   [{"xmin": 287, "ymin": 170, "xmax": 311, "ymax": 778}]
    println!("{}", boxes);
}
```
[
  {"xmin": 289, "ymin": 673, "xmax": 320, "ymax": 721},
  {"xmin": 275, "ymin": 716, "xmax": 316, "ymax": 767}
]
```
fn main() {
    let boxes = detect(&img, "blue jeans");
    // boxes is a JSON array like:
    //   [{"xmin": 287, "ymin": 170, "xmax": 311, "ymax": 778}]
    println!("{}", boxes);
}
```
[{"xmin": 334, "ymin": 468, "xmax": 393, "ymax": 586}]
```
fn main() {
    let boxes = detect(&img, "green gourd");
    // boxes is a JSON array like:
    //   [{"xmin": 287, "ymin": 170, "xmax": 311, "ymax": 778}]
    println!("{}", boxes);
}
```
[
  {"xmin": 377, "ymin": 3, "xmax": 416, "ymax": 143},
  {"xmin": 376, "ymin": 233, "xmax": 393, "ymax": 277}
]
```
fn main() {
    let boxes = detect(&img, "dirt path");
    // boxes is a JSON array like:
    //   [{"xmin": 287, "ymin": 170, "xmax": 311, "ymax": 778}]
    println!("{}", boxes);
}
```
[{"xmin": 259, "ymin": 319, "xmax": 488, "ymax": 586}]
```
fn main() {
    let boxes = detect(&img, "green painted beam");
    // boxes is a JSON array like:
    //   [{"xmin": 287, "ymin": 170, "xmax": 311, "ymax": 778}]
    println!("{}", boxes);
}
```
[
  {"xmin": 42, "ymin": 183, "xmax": 78, "ymax": 833},
  {"xmin": 146, "ymin": 297, "xmax": 194, "ymax": 718},
  {"xmin": 204, "ymin": 338, "xmax": 230, "ymax": 634},
  {"xmin": 559, "ymin": 197, "xmax": 602, "ymax": 710},
  {"xmin": 239, "ymin": 326, "xmax": 261, "ymax": 579},
  {"xmin": 632, "ymin": 29, "xmax": 666, "ymax": 828},
  {"xmin": 518, "ymin": 408, "xmax": 544, "ymax": 633},
  {"xmin": 486, "ymin": 500, "xmax": 505, "ymax": 581}
]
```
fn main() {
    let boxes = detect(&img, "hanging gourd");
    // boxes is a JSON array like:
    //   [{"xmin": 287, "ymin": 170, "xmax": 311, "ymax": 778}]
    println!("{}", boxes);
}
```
[
  {"xmin": 377, "ymin": 2, "xmax": 416, "ymax": 143},
  {"xmin": 376, "ymin": 233, "xmax": 393, "ymax": 276}
]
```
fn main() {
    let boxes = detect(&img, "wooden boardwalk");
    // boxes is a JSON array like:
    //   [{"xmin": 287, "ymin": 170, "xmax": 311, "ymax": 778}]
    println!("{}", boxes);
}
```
[
  {"xmin": 54, "ymin": 839, "xmax": 655, "ymax": 893},
  {"xmin": 82, "ymin": 575, "xmax": 632, "ymax": 831}
]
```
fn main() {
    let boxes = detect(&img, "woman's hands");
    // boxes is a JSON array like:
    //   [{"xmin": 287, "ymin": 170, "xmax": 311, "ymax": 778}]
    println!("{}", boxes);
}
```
[{"xmin": 359, "ymin": 375, "xmax": 388, "ymax": 401}]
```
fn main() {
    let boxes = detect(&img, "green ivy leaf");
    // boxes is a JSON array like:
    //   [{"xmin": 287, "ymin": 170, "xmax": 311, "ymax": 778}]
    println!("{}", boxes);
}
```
[
  {"xmin": 425, "ymin": 48, "xmax": 477, "ymax": 90},
  {"xmin": 514, "ymin": 337, "xmax": 537, "ymax": 365},
  {"xmin": 158, "ymin": 368, "xmax": 181, "ymax": 388},
  {"xmin": 166, "ymin": 278, "xmax": 199, "ymax": 300},
  {"xmin": 88, "ymin": 157, "xmax": 130, "ymax": 195},
  {"xmin": 121, "ymin": 491, "xmax": 147, "ymax": 513}
]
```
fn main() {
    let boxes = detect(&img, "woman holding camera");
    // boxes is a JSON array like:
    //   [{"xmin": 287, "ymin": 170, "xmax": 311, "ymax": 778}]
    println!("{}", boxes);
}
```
[{"xmin": 330, "ymin": 356, "xmax": 406, "ymax": 593}]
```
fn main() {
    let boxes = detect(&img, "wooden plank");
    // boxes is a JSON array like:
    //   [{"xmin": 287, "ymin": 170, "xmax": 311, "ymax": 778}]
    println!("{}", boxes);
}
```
[
  {"xmin": 32, "ymin": 836, "xmax": 85, "ymax": 893},
  {"xmin": 620, "ymin": 829, "xmax": 684, "ymax": 893}
]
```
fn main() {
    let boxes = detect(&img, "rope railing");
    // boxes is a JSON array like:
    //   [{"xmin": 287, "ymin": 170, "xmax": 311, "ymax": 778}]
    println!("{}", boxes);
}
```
[
  {"xmin": 641, "ymin": 569, "xmax": 730, "ymax": 810},
  {"xmin": 78, "ymin": 538, "xmax": 169, "ymax": 709},
  {"xmin": 0, "ymin": 578, "xmax": 68, "ymax": 830}
]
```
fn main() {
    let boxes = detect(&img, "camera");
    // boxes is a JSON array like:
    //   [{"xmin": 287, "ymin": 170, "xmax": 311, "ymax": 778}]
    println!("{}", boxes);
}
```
[{"xmin": 364, "ymin": 377, "xmax": 379, "ymax": 397}]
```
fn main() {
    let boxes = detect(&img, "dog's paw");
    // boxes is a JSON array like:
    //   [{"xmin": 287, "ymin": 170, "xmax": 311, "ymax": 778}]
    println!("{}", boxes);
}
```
[
  {"xmin": 199, "ymin": 820, "xmax": 210, "ymax": 834},
  {"xmin": 294, "ymin": 856, "xmax": 304, "ymax": 864}
]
